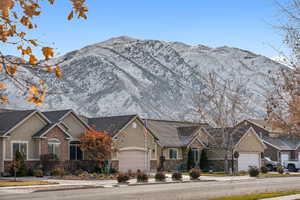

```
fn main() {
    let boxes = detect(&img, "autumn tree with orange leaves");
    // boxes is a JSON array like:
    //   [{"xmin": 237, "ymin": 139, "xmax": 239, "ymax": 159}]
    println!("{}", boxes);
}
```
[
  {"xmin": 79, "ymin": 129, "xmax": 115, "ymax": 166},
  {"xmin": 0, "ymin": 0, "xmax": 88, "ymax": 105}
]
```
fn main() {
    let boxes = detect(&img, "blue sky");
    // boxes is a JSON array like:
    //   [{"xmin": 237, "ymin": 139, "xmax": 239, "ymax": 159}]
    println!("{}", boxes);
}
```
[{"xmin": 5, "ymin": 0, "xmax": 289, "ymax": 58}]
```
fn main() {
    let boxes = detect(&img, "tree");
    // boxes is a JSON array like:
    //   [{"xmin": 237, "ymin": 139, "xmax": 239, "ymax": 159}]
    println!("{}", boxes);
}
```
[
  {"xmin": 79, "ymin": 129, "xmax": 115, "ymax": 171},
  {"xmin": 0, "ymin": 0, "xmax": 88, "ymax": 105},
  {"xmin": 11, "ymin": 150, "xmax": 27, "ymax": 181},
  {"xmin": 266, "ymin": 0, "xmax": 300, "ymax": 136},
  {"xmin": 194, "ymin": 71, "xmax": 251, "ymax": 173}
]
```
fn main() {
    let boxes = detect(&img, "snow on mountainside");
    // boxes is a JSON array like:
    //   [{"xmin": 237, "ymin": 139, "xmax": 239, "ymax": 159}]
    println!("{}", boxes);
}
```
[{"xmin": 0, "ymin": 36, "xmax": 286, "ymax": 120}]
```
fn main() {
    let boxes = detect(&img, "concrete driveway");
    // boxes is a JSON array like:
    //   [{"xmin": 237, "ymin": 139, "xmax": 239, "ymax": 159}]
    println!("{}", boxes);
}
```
[{"xmin": 1, "ymin": 176, "xmax": 300, "ymax": 200}]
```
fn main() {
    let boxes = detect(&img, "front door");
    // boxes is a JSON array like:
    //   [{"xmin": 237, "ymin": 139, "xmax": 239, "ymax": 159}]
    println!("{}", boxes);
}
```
[{"xmin": 192, "ymin": 148, "xmax": 201, "ymax": 168}]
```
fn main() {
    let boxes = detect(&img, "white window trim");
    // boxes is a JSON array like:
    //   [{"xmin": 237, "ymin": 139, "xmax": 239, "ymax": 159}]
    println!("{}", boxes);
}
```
[
  {"xmin": 168, "ymin": 148, "xmax": 179, "ymax": 160},
  {"xmin": 48, "ymin": 139, "xmax": 60, "ymax": 156},
  {"xmin": 11, "ymin": 141, "xmax": 28, "ymax": 161}
]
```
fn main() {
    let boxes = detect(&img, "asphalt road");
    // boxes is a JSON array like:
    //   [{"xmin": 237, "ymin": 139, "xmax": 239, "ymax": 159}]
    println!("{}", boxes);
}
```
[{"xmin": 2, "ymin": 177, "xmax": 300, "ymax": 200}]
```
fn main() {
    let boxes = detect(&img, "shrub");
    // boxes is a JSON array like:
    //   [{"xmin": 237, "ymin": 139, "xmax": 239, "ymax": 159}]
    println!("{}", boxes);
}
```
[
  {"xmin": 189, "ymin": 168, "xmax": 201, "ymax": 180},
  {"xmin": 74, "ymin": 169, "xmax": 84, "ymax": 176},
  {"xmin": 33, "ymin": 169, "xmax": 44, "ymax": 177},
  {"xmin": 117, "ymin": 173, "xmax": 130, "ymax": 183},
  {"xmin": 110, "ymin": 168, "xmax": 118, "ymax": 174},
  {"xmin": 155, "ymin": 172, "xmax": 166, "ymax": 182},
  {"xmin": 52, "ymin": 168, "xmax": 65, "ymax": 177},
  {"xmin": 136, "ymin": 172, "xmax": 148, "ymax": 182},
  {"xmin": 248, "ymin": 167, "xmax": 259, "ymax": 177},
  {"xmin": 277, "ymin": 167, "xmax": 284, "ymax": 174},
  {"xmin": 238, "ymin": 170, "xmax": 248, "ymax": 175},
  {"xmin": 260, "ymin": 166, "xmax": 268, "ymax": 174},
  {"xmin": 172, "ymin": 172, "xmax": 182, "ymax": 181}
]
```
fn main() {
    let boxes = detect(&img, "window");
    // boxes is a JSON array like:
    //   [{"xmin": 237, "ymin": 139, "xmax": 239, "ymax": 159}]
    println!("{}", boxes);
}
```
[
  {"xmin": 169, "ymin": 148, "xmax": 178, "ymax": 159},
  {"xmin": 291, "ymin": 151, "xmax": 296, "ymax": 160},
  {"xmin": 48, "ymin": 139, "xmax": 60, "ymax": 157},
  {"xmin": 12, "ymin": 142, "xmax": 27, "ymax": 160},
  {"xmin": 191, "ymin": 148, "xmax": 200, "ymax": 162},
  {"xmin": 132, "ymin": 122, "xmax": 137, "ymax": 128},
  {"xmin": 70, "ymin": 141, "xmax": 83, "ymax": 160}
]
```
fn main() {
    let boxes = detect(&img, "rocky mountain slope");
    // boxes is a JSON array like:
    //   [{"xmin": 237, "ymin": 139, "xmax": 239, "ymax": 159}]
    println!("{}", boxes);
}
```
[{"xmin": 1, "ymin": 36, "xmax": 285, "ymax": 120}]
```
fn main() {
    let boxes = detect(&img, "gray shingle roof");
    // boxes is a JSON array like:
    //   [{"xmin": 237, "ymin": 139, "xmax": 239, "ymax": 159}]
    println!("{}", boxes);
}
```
[
  {"xmin": 241, "ymin": 120, "xmax": 300, "ymax": 150},
  {"xmin": 42, "ymin": 110, "xmax": 71, "ymax": 123},
  {"xmin": 88, "ymin": 115, "xmax": 137, "ymax": 137},
  {"xmin": 32, "ymin": 123, "xmax": 56, "ymax": 138},
  {"xmin": 144, "ymin": 119, "xmax": 209, "ymax": 147},
  {"xmin": 0, "ymin": 110, "xmax": 36, "ymax": 136}
]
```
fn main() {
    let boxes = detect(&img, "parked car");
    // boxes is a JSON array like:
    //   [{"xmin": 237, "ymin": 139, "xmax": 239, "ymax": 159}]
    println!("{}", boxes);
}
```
[
  {"xmin": 282, "ymin": 160, "xmax": 300, "ymax": 172},
  {"xmin": 263, "ymin": 157, "xmax": 280, "ymax": 171}
]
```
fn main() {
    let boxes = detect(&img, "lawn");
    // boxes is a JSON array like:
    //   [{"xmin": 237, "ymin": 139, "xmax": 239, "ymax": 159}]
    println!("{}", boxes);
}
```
[
  {"xmin": 0, "ymin": 180, "xmax": 58, "ymax": 187},
  {"xmin": 209, "ymin": 191, "xmax": 300, "ymax": 200}
]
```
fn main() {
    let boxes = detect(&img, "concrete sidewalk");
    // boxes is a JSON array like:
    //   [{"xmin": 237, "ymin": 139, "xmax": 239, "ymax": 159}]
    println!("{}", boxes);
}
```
[{"xmin": 0, "ymin": 175, "xmax": 254, "ymax": 194}]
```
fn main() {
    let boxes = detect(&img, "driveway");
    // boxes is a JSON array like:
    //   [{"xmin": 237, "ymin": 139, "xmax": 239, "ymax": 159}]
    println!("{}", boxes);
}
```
[{"xmin": 1, "ymin": 177, "xmax": 300, "ymax": 200}]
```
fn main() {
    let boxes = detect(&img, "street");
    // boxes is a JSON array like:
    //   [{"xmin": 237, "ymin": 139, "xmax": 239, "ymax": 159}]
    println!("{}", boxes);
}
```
[{"xmin": 1, "ymin": 177, "xmax": 300, "ymax": 200}]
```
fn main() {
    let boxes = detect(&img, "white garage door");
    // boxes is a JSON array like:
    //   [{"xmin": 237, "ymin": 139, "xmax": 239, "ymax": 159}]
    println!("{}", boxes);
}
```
[
  {"xmin": 118, "ymin": 150, "xmax": 148, "ymax": 172},
  {"xmin": 281, "ymin": 153, "xmax": 289, "ymax": 165},
  {"xmin": 238, "ymin": 153, "xmax": 260, "ymax": 171}
]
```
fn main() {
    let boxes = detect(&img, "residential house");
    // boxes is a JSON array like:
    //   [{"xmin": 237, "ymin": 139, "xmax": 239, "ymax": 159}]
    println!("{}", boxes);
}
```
[
  {"xmin": 0, "ymin": 109, "xmax": 90, "ymax": 175},
  {"xmin": 88, "ymin": 115, "xmax": 159, "ymax": 172},
  {"xmin": 204, "ymin": 125, "xmax": 266, "ymax": 172},
  {"xmin": 144, "ymin": 119, "xmax": 211, "ymax": 171},
  {"xmin": 240, "ymin": 119, "xmax": 300, "ymax": 166}
]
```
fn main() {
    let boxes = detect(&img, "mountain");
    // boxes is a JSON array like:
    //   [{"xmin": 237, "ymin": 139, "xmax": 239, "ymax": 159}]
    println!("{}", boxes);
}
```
[{"xmin": 0, "ymin": 36, "xmax": 286, "ymax": 121}]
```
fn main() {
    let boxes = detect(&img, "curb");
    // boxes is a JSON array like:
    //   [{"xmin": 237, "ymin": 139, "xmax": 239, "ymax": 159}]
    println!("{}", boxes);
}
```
[
  {"xmin": 128, "ymin": 179, "xmax": 215, "ymax": 186},
  {"xmin": 33, "ymin": 180, "xmax": 216, "ymax": 192},
  {"xmin": 34, "ymin": 185, "xmax": 105, "ymax": 192}
]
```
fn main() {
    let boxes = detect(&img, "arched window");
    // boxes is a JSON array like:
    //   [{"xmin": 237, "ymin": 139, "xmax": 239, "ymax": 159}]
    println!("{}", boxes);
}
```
[{"xmin": 48, "ymin": 138, "xmax": 60, "ymax": 157}]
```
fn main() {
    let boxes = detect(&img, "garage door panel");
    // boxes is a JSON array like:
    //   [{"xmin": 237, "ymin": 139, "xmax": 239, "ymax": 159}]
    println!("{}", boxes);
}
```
[
  {"xmin": 238, "ymin": 153, "xmax": 259, "ymax": 171},
  {"xmin": 119, "ymin": 150, "xmax": 147, "ymax": 172}
]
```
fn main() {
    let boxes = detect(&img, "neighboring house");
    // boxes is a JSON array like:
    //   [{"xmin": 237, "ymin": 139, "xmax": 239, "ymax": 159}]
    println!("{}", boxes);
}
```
[
  {"xmin": 144, "ymin": 119, "xmax": 211, "ymax": 172},
  {"xmin": 0, "ymin": 110, "xmax": 72, "ymax": 174},
  {"xmin": 204, "ymin": 125, "xmax": 266, "ymax": 172},
  {"xmin": 0, "ymin": 109, "xmax": 90, "ymax": 175},
  {"xmin": 88, "ymin": 115, "xmax": 159, "ymax": 172},
  {"xmin": 240, "ymin": 119, "xmax": 300, "ymax": 165}
]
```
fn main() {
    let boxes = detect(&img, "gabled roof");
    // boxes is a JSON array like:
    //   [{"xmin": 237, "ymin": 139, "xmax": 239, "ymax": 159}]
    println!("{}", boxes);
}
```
[
  {"xmin": 0, "ymin": 110, "xmax": 36, "ymax": 136},
  {"xmin": 240, "ymin": 119, "xmax": 300, "ymax": 151},
  {"xmin": 88, "ymin": 115, "xmax": 137, "ymax": 137},
  {"xmin": 43, "ymin": 110, "xmax": 71, "ymax": 123},
  {"xmin": 43, "ymin": 109, "xmax": 90, "ymax": 129},
  {"xmin": 144, "ymin": 119, "xmax": 209, "ymax": 147},
  {"xmin": 32, "ymin": 123, "xmax": 72, "ymax": 139}
]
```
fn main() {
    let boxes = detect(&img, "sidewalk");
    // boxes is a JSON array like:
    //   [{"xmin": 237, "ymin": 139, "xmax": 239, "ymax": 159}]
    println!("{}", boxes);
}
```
[{"xmin": 0, "ymin": 175, "xmax": 254, "ymax": 194}]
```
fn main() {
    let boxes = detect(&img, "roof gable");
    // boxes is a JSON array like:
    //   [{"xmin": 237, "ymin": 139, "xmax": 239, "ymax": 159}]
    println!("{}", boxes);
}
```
[
  {"xmin": 0, "ymin": 110, "xmax": 37, "ymax": 136},
  {"xmin": 43, "ymin": 109, "xmax": 90, "ymax": 130},
  {"xmin": 144, "ymin": 119, "xmax": 209, "ymax": 147},
  {"xmin": 88, "ymin": 115, "xmax": 137, "ymax": 137},
  {"xmin": 32, "ymin": 123, "xmax": 72, "ymax": 139},
  {"xmin": 235, "ymin": 127, "xmax": 266, "ymax": 151},
  {"xmin": 43, "ymin": 110, "xmax": 71, "ymax": 123}
]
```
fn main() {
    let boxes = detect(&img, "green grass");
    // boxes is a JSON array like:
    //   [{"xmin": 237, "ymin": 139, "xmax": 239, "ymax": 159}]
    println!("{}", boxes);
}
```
[{"xmin": 209, "ymin": 191, "xmax": 300, "ymax": 200}]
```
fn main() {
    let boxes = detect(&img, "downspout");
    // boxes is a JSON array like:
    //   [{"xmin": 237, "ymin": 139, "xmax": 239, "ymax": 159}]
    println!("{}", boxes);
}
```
[{"xmin": 144, "ymin": 119, "xmax": 148, "ymax": 172}]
